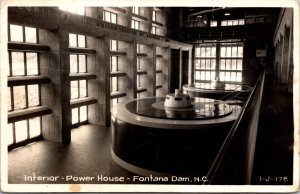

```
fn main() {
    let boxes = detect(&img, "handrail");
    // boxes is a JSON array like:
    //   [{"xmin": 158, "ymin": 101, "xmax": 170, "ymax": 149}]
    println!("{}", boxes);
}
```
[{"xmin": 204, "ymin": 71, "xmax": 265, "ymax": 185}]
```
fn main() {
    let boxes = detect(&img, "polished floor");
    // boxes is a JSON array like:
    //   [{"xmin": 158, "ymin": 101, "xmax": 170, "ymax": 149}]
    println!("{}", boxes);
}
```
[
  {"xmin": 251, "ymin": 72, "xmax": 294, "ymax": 185},
  {"xmin": 7, "ymin": 72, "xmax": 294, "ymax": 185}
]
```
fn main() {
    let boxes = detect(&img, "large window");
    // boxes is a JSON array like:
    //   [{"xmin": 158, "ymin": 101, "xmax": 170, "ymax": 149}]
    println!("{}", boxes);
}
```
[
  {"xmin": 132, "ymin": 7, "xmax": 139, "ymax": 15},
  {"xmin": 194, "ymin": 44, "xmax": 217, "ymax": 82},
  {"xmin": 103, "ymin": 10, "xmax": 117, "ymax": 24},
  {"xmin": 221, "ymin": 19, "xmax": 245, "ymax": 26},
  {"xmin": 195, "ymin": 42, "xmax": 243, "ymax": 83},
  {"xmin": 220, "ymin": 43, "xmax": 243, "ymax": 82},
  {"xmin": 69, "ymin": 33, "xmax": 88, "ymax": 127},
  {"xmin": 8, "ymin": 24, "xmax": 42, "ymax": 146},
  {"xmin": 131, "ymin": 19, "xmax": 140, "ymax": 30}
]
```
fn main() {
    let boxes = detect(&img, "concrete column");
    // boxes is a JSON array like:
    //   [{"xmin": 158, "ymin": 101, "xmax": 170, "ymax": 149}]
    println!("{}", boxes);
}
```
[{"xmin": 39, "ymin": 28, "xmax": 71, "ymax": 144}]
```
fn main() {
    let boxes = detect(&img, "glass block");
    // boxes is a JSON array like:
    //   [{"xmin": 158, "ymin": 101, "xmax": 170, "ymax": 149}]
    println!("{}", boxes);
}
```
[
  {"xmin": 79, "ymin": 80, "xmax": 87, "ymax": 97},
  {"xmin": 78, "ymin": 35, "xmax": 86, "ymax": 48},
  {"xmin": 26, "ymin": 53, "xmax": 38, "ymax": 75},
  {"xmin": 11, "ymin": 52, "xmax": 25, "ymax": 76},
  {"xmin": 25, "ymin": 27, "xmax": 37, "ymax": 43},
  {"xmin": 10, "ymin": 24, "xmax": 23, "ymax": 42},
  {"xmin": 8, "ymin": 123, "xmax": 14, "ymax": 145},
  {"xmin": 72, "ymin": 108, "xmax": 79, "ymax": 124},
  {"xmin": 70, "ymin": 54, "xmax": 78, "ymax": 73},
  {"xmin": 28, "ymin": 84, "xmax": 39, "ymax": 107},
  {"xmin": 71, "ymin": 81, "xmax": 79, "ymax": 99},
  {"xmin": 78, "ymin": 55, "xmax": 86, "ymax": 72},
  {"xmin": 13, "ymin": 86, "xmax": 26, "ymax": 110},
  {"xmin": 29, "ymin": 117, "xmax": 41, "ymax": 138},
  {"xmin": 15, "ymin": 120, "xmax": 28, "ymax": 143},
  {"xmin": 80, "ymin": 106, "xmax": 87, "ymax": 122},
  {"xmin": 69, "ymin": 33, "xmax": 77, "ymax": 47}
]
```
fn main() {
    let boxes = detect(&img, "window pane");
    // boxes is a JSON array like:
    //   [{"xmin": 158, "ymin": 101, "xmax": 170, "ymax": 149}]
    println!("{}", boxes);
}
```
[
  {"xmin": 13, "ymin": 86, "xmax": 26, "ymax": 110},
  {"xmin": 111, "ymin": 56, "xmax": 117, "ymax": 71},
  {"xmin": 200, "ymin": 47, "xmax": 205, "ymax": 57},
  {"xmin": 195, "ymin": 47, "xmax": 200, "ymax": 57},
  {"xmin": 70, "ymin": 54, "xmax": 78, "ymax": 73},
  {"xmin": 29, "ymin": 117, "xmax": 41, "ymax": 138},
  {"xmin": 110, "ymin": 40, "xmax": 117, "ymax": 51},
  {"xmin": 69, "ymin": 33, "xmax": 77, "ymax": 47},
  {"xmin": 111, "ymin": 13, "xmax": 117, "ymax": 23},
  {"xmin": 220, "ymin": 47, "xmax": 226, "ymax": 57},
  {"xmin": 206, "ymin": 47, "xmax": 211, "ymax": 57},
  {"xmin": 221, "ymin": 21, "xmax": 227, "ymax": 26},
  {"xmin": 195, "ymin": 71, "xmax": 200, "ymax": 80},
  {"xmin": 232, "ymin": 60, "xmax": 237, "ymax": 70},
  {"xmin": 104, "ymin": 11, "xmax": 110, "ymax": 22},
  {"xmin": 78, "ymin": 55, "xmax": 86, "ymax": 72},
  {"xmin": 226, "ymin": 60, "xmax": 231, "ymax": 70},
  {"xmin": 220, "ymin": 71, "xmax": 225, "ymax": 81},
  {"xmin": 231, "ymin": 72, "xmax": 237, "ymax": 82},
  {"xmin": 72, "ymin": 108, "xmax": 79, "ymax": 124},
  {"xmin": 237, "ymin": 59, "xmax": 243, "ymax": 70},
  {"xmin": 227, "ymin": 47, "xmax": 232, "ymax": 57},
  {"xmin": 200, "ymin": 60, "xmax": 205, "ymax": 69},
  {"xmin": 78, "ymin": 35, "xmax": 86, "ymax": 48},
  {"xmin": 211, "ymin": 71, "xmax": 216, "ymax": 80},
  {"xmin": 238, "ymin": 46, "xmax": 243, "ymax": 57},
  {"xmin": 225, "ymin": 72, "xmax": 231, "ymax": 81},
  {"xmin": 232, "ymin": 47, "xmax": 237, "ymax": 57},
  {"xmin": 79, "ymin": 80, "xmax": 87, "ymax": 97},
  {"xmin": 111, "ymin": 77, "xmax": 117, "ymax": 92},
  {"xmin": 25, "ymin": 27, "xmax": 37, "ymax": 43},
  {"xmin": 205, "ymin": 71, "xmax": 211, "ymax": 80},
  {"xmin": 233, "ymin": 20, "xmax": 238, "ymax": 26},
  {"xmin": 71, "ymin": 81, "xmax": 79, "ymax": 99},
  {"xmin": 211, "ymin": 47, "xmax": 216, "ymax": 57},
  {"xmin": 228, "ymin": 20, "xmax": 233, "ymax": 26},
  {"xmin": 11, "ymin": 52, "xmax": 25, "ymax": 76},
  {"xmin": 195, "ymin": 60, "xmax": 200, "ymax": 69},
  {"xmin": 10, "ymin": 24, "xmax": 23, "ymax": 42},
  {"xmin": 8, "ymin": 87, "xmax": 12, "ymax": 111},
  {"xmin": 28, "ymin": 84, "xmax": 39, "ymax": 107},
  {"xmin": 8, "ymin": 123, "xmax": 13, "ymax": 145},
  {"xmin": 26, "ymin": 53, "xmax": 38, "ymax": 75},
  {"xmin": 15, "ymin": 120, "xmax": 28, "ymax": 143},
  {"xmin": 200, "ymin": 71, "xmax": 205, "ymax": 80},
  {"xmin": 210, "ymin": 59, "xmax": 216, "ymax": 69},
  {"xmin": 80, "ymin": 106, "xmax": 87, "ymax": 122},
  {"xmin": 237, "ymin": 72, "xmax": 242, "ymax": 82},
  {"xmin": 220, "ymin": 59, "xmax": 226, "ymax": 70}
]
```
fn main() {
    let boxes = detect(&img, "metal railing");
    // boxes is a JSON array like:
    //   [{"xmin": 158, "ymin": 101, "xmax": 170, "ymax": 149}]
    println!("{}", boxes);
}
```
[{"xmin": 204, "ymin": 71, "xmax": 265, "ymax": 184}]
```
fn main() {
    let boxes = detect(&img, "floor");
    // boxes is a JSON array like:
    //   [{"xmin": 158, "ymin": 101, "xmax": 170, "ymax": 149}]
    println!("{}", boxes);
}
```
[
  {"xmin": 7, "ymin": 72, "xmax": 294, "ymax": 185},
  {"xmin": 8, "ymin": 125, "xmax": 135, "ymax": 184},
  {"xmin": 251, "ymin": 72, "xmax": 294, "ymax": 185}
]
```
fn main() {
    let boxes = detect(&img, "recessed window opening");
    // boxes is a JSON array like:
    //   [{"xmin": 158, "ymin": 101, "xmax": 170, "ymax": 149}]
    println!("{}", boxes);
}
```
[{"xmin": 103, "ymin": 10, "xmax": 117, "ymax": 24}]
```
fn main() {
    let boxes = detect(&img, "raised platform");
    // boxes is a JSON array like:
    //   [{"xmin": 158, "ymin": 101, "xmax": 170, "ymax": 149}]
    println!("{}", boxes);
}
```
[
  {"xmin": 183, "ymin": 83, "xmax": 252, "ymax": 100},
  {"xmin": 111, "ymin": 97, "xmax": 242, "ymax": 176}
]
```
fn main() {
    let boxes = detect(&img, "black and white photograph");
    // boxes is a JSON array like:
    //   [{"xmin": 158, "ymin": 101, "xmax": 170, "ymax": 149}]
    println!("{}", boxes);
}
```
[{"xmin": 0, "ymin": 0, "xmax": 299, "ymax": 192}]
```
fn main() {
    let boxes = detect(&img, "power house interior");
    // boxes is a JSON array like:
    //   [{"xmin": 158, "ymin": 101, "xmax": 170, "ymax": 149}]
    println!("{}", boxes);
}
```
[{"xmin": 4, "ymin": 6, "xmax": 295, "ymax": 185}]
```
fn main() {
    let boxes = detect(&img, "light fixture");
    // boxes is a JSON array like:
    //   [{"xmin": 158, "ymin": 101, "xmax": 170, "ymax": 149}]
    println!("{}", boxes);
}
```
[{"xmin": 224, "ymin": 12, "xmax": 231, "ymax": 16}]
